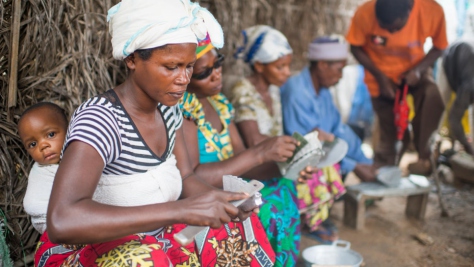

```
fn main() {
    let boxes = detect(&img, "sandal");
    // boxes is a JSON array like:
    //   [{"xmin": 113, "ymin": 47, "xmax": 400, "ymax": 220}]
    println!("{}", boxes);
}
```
[{"xmin": 321, "ymin": 219, "xmax": 338, "ymax": 234}]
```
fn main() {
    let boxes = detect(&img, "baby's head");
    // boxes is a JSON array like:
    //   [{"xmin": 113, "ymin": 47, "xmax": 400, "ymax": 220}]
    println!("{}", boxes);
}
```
[{"xmin": 18, "ymin": 102, "xmax": 68, "ymax": 165}]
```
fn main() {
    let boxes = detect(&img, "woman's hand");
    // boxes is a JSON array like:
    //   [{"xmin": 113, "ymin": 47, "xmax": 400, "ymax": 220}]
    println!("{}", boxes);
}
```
[
  {"xmin": 235, "ymin": 206, "xmax": 255, "ymax": 222},
  {"xmin": 316, "ymin": 129, "xmax": 335, "ymax": 142},
  {"xmin": 235, "ymin": 193, "xmax": 262, "ymax": 221},
  {"xmin": 353, "ymin": 164, "xmax": 377, "ymax": 182},
  {"xmin": 255, "ymin": 136, "xmax": 298, "ymax": 163},
  {"xmin": 297, "ymin": 166, "xmax": 319, "ymax": 183},
  {"xmin": 178, "ymin": 190, "xmax": 248, "ymax": 229}
]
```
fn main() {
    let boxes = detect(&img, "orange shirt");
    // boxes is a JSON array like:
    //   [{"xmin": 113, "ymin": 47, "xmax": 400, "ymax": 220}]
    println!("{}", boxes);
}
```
[{"xmin": 346, "ymin": 0, "xmax": 448, "ymax": 97}]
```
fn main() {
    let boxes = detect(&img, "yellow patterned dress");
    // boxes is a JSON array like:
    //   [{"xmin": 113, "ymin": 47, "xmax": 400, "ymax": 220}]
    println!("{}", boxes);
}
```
[
  {"xmin": 179, "ymin": 92, "xmax": 276, "ymax": 267},
  {"xmin": 180, "ymin": 92, "xmax": 235, "ymax": 162},
  {"xmin": 180, "ymin": 91, "xmax": 300, "ymax": 267}
]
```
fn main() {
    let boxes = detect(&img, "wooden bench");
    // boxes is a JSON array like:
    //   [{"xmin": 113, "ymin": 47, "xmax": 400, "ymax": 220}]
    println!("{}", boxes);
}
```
[{"xmin": 343, "ymin": 176, "xmax": 432, "ymax": 230}]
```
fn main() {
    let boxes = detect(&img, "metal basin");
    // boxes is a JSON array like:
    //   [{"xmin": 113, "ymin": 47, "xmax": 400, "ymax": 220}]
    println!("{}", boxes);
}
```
[{"xmin": 302, "ymin": 240, "xmax": 363, "ymax": 267}]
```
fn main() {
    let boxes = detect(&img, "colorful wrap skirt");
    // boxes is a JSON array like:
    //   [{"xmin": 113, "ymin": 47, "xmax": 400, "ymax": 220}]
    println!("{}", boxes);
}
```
[
  {"xmin": 296, "ymin": 164, "xmax": 346, "ymax": 232},
  {"xmin": 35, "ymin": 214, "xmax": 275, "ymax": 267},
  {"xmin": 259, "ymin": 177, "xmax": 300, "ymax": 267}
]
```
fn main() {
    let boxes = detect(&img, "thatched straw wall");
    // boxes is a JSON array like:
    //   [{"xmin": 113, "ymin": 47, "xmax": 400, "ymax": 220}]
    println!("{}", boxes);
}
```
[
  {"xmin": 203, "ymin": 0, "xmax": 365, "ymax": 74},
  {"xmin": 0, "ymin": 0, "xmax": 365, "ymax": 264}
]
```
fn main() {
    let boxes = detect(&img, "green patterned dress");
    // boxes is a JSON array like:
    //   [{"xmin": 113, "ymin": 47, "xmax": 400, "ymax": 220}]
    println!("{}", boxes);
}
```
[{"xmin": 180, "ymin": 92, "xmax": 301, "ymax": 267}]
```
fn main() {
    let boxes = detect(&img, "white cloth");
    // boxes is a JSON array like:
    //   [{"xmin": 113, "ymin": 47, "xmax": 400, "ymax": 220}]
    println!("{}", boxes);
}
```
[
  {"xmin": 235, "ymin": 25, "xmax": 292, "ymax": 64},
  {"xmin": 23, "ymin": 163, "xmax": 57, "ymax": 234},
  {"xmin": 108, "ymin": 0, "xmax": 224, "ymax": 60},
  {"xmin": 93, "ymin": 154, "xmax": 182, "ymax": 206},
  {"xmin": 24, "ymin": 155, "xmax": 182, "ymax": 234},
  {"xmin": 330, "ymin": 65, "xmax": 360, "ymax": 123},
  {"xmin": 308, "ymin": 34, "xmax": 348, "ymax": 61}
]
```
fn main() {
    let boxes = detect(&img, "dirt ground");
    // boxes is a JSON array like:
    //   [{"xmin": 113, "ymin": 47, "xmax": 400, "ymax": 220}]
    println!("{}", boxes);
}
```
[{"xmin": 297, "ymin": 153, "xmax": 474, "ymax": 267}]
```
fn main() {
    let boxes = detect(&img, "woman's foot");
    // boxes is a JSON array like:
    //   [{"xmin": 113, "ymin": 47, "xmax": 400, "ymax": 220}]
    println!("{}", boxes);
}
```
[
  {"xmin": 321, "ymin": 218, "xmax": 338, "ymax": 233},
  {"xmin": 306, "ymin": 223, "xmax": 338, "ymax": 244}
]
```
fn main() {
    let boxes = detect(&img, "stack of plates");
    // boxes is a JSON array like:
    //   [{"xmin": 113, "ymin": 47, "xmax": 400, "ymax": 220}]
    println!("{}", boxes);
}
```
[{"xmin": 278, "ymin": 132, "xmax": 348, "ymax": 180}]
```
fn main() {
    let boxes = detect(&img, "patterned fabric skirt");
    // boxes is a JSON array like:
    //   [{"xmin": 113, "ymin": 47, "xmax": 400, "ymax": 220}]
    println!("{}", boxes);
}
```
[
  {"xmin": 35, "ymin": 215, "xmax": 275, "ymax": 267},
  {"xmin": 259, "ymin": 177, "xmax": 300, "ymax": 267},
  {"xmin": 296, "ymin": 164, "xmax": 346, "ymax": 232}
]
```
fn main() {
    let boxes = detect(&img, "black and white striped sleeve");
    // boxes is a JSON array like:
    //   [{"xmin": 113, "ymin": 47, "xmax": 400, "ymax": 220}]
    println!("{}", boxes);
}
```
[{"xmin": 64, "ymin": 105, "xmax": 121, "ymax": 165}]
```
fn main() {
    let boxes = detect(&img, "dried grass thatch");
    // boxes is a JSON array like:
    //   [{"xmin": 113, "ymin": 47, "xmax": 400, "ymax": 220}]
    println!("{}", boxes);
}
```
[
  {"xmin": 0, "ymin": 0, "xmax": 125, "ymax": 264},
  {"xmin": 202, "ymin": 0, "xmax": 364, "ymax": 73},
  {"xmin": 0, "ymin": 0, "xmax": 364, "ymax": 264}
]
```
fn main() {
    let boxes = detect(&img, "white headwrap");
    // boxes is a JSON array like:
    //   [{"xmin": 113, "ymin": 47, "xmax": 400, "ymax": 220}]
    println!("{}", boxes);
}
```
[
  {"xmin": 308, "ymin": 34, "xmax": 349, "ymax": 61},
  {"xmin": 234, "ymin": 25, "xmax": 292, "ymax": 64},
  {"xmin": 108, "ymin": 0, "xmax": 224, "ymax": 60}
]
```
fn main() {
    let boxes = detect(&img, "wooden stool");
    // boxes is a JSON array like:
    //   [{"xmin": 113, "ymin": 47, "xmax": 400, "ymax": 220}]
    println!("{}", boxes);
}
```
[{"xmin": 343, "ymin": 177, "xmax": 432, "ymax": 230}]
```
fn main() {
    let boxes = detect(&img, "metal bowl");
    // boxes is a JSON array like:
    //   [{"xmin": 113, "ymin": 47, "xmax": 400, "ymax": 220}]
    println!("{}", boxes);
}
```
[{"xmin": 302, "ymin": 240, "xmax": 363, "ymax": 267}]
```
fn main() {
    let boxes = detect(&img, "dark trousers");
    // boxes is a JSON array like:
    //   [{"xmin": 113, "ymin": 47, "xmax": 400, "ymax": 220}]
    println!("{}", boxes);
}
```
[{"xmin": 371, "ymin": 70, "xmax": 445, "ymax": 167}]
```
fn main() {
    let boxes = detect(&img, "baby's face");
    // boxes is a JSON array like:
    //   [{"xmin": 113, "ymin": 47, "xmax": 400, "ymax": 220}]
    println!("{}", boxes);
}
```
[{"xmin": 18, "ymin": 107, "xmax": 67, "ymax": 165}]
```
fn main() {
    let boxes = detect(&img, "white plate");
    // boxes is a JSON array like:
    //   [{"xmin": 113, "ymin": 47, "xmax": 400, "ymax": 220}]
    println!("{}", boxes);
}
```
[
  {"xmin": 408, "ymin": 174, "xmax": 430, "ymax": 187},
  {"xmin": 279, "ymin": 150, "xmax": 324, "ymax": 180},
  {"xmin": 316, "ymin": 138, "xmax": 349, "ymax": 168},
  {"xmin": 376, "ymin": 166, "xmax": 402, "ymax": 188},
  {"xmin": 278, "ymin": 131, "xmax": 324, "ymax": 180}
]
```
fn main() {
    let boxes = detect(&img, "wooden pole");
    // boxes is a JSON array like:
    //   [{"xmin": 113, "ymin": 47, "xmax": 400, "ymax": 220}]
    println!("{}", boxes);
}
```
[{"xmin": 7, "ymin": 0, "xmax": 21, "ymax": 120}]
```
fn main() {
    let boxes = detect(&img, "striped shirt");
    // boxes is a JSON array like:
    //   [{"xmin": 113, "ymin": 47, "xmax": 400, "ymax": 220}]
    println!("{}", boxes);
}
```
[{"xmin": 63, "ymin": 90, "xmax": 183, "ymax": 175}]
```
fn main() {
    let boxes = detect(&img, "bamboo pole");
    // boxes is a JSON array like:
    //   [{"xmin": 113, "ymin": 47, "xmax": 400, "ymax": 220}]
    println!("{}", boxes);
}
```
[{"xmin": 7, "ymin": 0, "xmax": 21, "ymax": 117}]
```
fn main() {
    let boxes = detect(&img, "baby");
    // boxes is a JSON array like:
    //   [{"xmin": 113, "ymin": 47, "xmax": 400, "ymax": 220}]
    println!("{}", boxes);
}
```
[{"xmin": 18, "ymin": 102, "xmax": 68, "ymax": 233}]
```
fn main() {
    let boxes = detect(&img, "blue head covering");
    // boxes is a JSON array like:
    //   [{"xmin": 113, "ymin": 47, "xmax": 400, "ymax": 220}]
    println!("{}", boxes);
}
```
[{"xmin": 234, "ymin": 25, "xmax": 292, "ymax": 64}]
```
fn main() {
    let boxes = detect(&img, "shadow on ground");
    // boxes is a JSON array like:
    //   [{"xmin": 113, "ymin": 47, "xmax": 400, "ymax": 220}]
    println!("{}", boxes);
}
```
[{"xmin": 297, "ymin": 153, "xmax": 474, "ymax": 267}]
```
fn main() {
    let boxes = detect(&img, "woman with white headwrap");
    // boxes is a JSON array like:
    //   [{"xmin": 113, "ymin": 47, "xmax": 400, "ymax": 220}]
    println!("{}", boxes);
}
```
[
  {"xmin": 229, "ymin": 26, "xmax": 346, "ymax": 246},
  {"xmin": 34, "ymin": 1, "xmax": 260, "ymax": 266}
]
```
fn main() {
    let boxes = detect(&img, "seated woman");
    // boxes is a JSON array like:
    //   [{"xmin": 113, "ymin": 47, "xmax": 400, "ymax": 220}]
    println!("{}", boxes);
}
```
[
  {"xmin": 179, "ymin": 35, "xmax": 310, "ymax": 266},
  {"xmin": 35, "ymin": 1, "xmax": 275, "ymax": 266},
  {"xmin": 229, "ymin": 25, "xmax": 346, "ymax": 244}
]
